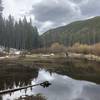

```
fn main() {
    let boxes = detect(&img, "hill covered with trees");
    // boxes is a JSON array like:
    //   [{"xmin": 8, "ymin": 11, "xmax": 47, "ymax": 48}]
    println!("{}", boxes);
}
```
[
  {"xmin": 1, "ymin": 0, "xmax": 100, "ymax": 52},
  {"xmin": 41, "ymin": 16, "xmax": 100, "ymax": 47}
]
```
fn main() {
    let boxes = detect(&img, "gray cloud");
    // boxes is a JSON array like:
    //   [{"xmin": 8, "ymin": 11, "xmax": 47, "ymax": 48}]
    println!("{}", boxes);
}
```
[
  {"xmin": 29, "ymin": 0, "xmax": 82, "ymax": 33},
  {"xmin": 28, "ymin": 0, "xmax": 100, "ymax": 33},
  {"xmin": 31, "ymin": 0, "xmax": 81, "ymax": 23},
  {"xmin": 80, "ymin": 0, "xmax": 100, "ymax": 17},
  {"xmin": 70, "ymin": 0, "xmax": 85, "ymax": 4},
  {"xmin": 4, "ymin": 0, "xmax": 100, "ymax": 33}
]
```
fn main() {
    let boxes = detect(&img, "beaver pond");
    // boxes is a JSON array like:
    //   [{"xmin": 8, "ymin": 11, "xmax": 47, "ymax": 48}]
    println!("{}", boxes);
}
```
[{"xmin": 0, "ymin": 58, "xmax": 100, "ymax": 100}]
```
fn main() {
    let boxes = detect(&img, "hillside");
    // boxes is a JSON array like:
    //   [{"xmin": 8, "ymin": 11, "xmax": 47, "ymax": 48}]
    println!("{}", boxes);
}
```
[{"xmin": 41, "ymin": 16, "xmax": 100, "ymax": 47}]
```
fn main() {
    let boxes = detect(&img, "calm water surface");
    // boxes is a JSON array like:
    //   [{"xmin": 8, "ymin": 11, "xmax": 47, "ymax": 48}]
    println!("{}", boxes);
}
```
[{"xmin": 1, "ymin": 69, "xmax": 100, "ymax": 100}]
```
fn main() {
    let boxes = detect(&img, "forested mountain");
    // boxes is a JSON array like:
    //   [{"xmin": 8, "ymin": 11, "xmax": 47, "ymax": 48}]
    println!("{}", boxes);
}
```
[
  {"xmin": 1, "ymin": 0, "xmax": 100, "ymax": 50},
  {"xmin": 0, "ymin": 0, "xmax": 40, "ymax": 50},
  {"xmin": 41, "ymin": 16, "xmax": 100, "ymax": 47}
]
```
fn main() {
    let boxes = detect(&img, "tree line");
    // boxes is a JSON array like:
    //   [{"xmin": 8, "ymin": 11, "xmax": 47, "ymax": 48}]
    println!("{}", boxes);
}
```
[{"xmin": 0, "ymin": 0, "xmax": 40, "ymax": 50}]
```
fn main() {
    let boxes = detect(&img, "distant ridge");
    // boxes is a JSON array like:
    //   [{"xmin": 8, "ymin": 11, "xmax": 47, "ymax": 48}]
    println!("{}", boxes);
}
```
[{"xmin": 41, "ymin": 16, "xmax": 100, "ymax": 47}]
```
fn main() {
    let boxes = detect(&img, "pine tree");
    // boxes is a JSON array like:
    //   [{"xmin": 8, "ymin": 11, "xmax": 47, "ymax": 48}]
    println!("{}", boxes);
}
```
[
  {"xmin": 0, "ymin": 1, "xmax": 40, "ymax": 50},
  {"xmin": 0, "ymin": 0, "xmax": 4, "ymax": 46}
]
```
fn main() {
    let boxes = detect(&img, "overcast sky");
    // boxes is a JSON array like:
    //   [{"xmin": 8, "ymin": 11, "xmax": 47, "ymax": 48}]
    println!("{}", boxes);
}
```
[{"xmin": 3, "ymin": 0, "xmax": 100, "ymax": 34}]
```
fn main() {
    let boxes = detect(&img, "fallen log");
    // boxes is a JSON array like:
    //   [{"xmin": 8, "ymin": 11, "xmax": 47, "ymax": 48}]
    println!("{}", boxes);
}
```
[{"xmin": 0, "ymin": 81, "xmax": 51, "ymax": 95}]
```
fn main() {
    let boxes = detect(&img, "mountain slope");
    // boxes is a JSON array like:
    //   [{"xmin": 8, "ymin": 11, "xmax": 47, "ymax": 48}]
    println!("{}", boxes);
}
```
[{"xmin": 41, "ymin": 16, "xmax": 100, "ymax": 47}]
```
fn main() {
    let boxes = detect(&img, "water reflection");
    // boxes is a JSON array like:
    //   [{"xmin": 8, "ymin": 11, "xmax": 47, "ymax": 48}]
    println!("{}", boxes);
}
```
[
  {"xmin": 31, "ymin": 69, "xmax": 100, "ymax": 100},
  {"xmin": 0, "ymin": 66, "xmax": 38, "ymax": 91},
  {"xmin": 2, "ymin": 69, "xmax": 100, "ymax": 100}
]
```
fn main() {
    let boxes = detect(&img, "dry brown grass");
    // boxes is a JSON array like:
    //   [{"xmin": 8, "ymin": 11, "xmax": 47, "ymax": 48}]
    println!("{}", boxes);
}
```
[{"xmin": 68, "ymin": 42, "xmax": 100, "ymax": 56}]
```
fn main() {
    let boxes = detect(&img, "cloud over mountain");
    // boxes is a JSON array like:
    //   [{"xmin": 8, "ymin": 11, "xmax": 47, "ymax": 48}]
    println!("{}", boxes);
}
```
[{"xmin": 3, "ymin": 0, "xmax": 100, "ymax": 33}]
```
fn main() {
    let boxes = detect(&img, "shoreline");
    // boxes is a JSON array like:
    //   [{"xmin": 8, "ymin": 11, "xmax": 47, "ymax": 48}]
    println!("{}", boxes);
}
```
[
  {"xmin": 0, "ymin": 53, "xmax": 100, "ymax": 84},
  {"xmin": 1, "ymin": 52, "xmax": 100, "ymax": 62}
]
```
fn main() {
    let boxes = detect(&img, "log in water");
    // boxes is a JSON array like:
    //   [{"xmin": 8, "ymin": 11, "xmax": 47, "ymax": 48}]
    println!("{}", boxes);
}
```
[{"xmin": 0, "ymin": 81, "xmax": 51, "ymax": 95}]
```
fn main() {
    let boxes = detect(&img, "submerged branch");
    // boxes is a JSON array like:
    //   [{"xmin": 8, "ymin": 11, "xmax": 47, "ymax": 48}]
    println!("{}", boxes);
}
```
[{"xmin": 0, "ymin": 81, "xmax": 51, "ymax": 95}]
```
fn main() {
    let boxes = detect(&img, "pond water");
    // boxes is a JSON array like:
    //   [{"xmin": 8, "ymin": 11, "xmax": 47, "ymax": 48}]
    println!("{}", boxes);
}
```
[{"xmin": 1, "ymin": 69, "xmax": 100, "ymax": 100}]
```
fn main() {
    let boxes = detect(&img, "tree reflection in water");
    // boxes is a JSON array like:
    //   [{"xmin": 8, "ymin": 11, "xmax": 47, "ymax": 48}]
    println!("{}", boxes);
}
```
[
  {"xmin": 0, "ymin": 96, "xmax": 2, "ymax": 100},
  {"xmin": 0, "ymin": 64, "xmax": 39, "ymax": 91},
  {"xmin": 16, "ymin": 94, "xmax": 47, "ymax": 100}
]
